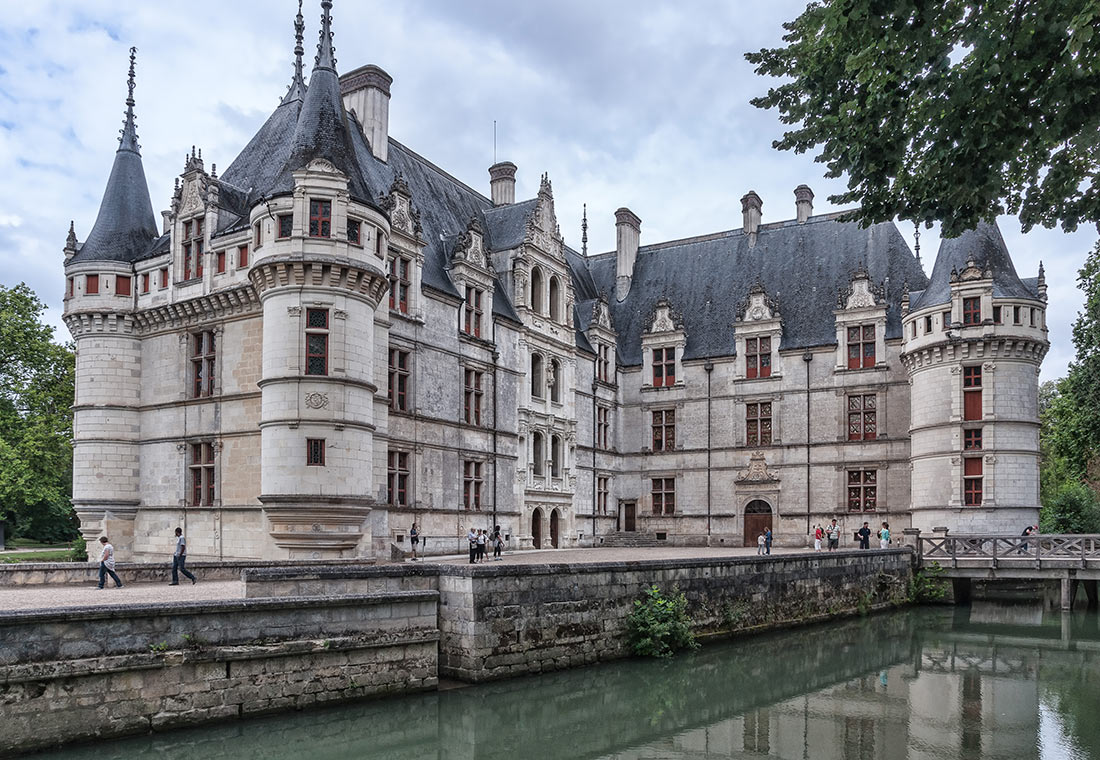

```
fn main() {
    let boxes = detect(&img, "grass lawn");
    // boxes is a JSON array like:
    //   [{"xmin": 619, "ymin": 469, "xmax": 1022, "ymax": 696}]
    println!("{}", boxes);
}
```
[
  {"xmin": 5, "ymin": 539, "xmax": 70, "ymax": 550},
  {"xmin": 0, "ymin": 549, "xmax": 80, "ymax": 563}
]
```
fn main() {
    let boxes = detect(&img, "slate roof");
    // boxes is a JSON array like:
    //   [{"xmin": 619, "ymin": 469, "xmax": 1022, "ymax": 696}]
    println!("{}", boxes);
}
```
[
  {"xmin": 578, "ymin": 216, "xmax": 928, "ymax": 366},
  {"xmin": 909, "ymin": 221, "xmax": 1038, "ymax": 310},
  {"xmin": 483, "ymin": 199, "xmax": 537, "ymax": 251}
]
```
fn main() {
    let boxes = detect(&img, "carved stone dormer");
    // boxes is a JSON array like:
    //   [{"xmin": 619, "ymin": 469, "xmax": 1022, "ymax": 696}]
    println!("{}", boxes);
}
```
[
  {"xmin": 452, "ymin": 217, "xmax": 489, "ymax": 272},
  {"xmin": 641, "ymin": 297, "xmax": 686, "ymax": 388},
  {"xmin": 836, "ymin": 262, "xmax": 885, "ymax": 311},
  {"xmin": 382, "ymin": 172, "xmax": 422, "ymax": 241},
  {"xmin": 950, "ymin": 258, "xmax": 992, "ymax": 284},
  {"xmin": 733, "ymin": 282, "xmax": 783, "ymax": 380},
  {"xmin": 833, "ymin": 263, "xmax": 888, "ymax": 371},
  {"xmin": 736, "ymin": 282, "xmax": 780, "ymax": 323},
  {"xmin": 736, "ymin": 451, "xmax": 780, "ymax": 483},
  {"xmin": 523, "ymin": 173, "xmax": 564, "ymax": 260},
  {"xmin": 452, "ymin": 216, "xmax": 494, "ymax": 330}
]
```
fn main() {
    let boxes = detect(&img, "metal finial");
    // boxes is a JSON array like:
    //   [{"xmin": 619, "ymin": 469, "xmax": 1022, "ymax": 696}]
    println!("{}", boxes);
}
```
[
  {"xmin": 913, "ymin": 221, "xmax": 921, "ymax": 264},
  {"xmin": 294, "ymin": 0, "xmax": 305, "ymax": 76},
  {"xmin": 581, "ymin": 203, "xmax": 588, "ymax": 257},
  {"xmin": 316, "ymin": 0, "xmax": 336, "ymax": 69},
  {"xmin": 126, "ymin": 47, "xmax": 137, "ymax": 107},
  {"xmin": 118, "ymin": 47, "xmax": 140, "ymax": 153}
]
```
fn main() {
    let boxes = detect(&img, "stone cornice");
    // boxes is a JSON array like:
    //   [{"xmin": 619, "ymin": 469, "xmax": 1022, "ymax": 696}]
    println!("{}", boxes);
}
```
[
  {"xmin": 248, "ymin": 257, "xmax": 388, "ymax": 306},
  {"xmin": 130, "ymin": 284, "xmax": 260, "ymax": 334},
  {"xmin": 901, "ymin": 336, "xmax": 1048, "ymax": 371},
  {"xmin": 64, "ymin": 311, "xmax": 136, "ymax": 338}
]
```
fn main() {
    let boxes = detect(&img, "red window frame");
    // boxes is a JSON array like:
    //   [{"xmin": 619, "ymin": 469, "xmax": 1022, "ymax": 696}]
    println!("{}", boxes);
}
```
[
  {"xmin": 305, "ymin": 308, "xmax": 329, "ymax": 376},
  {"xmin": 215, "ymin": 250, "xmax": 226, "ymax": 274},
  {"xmin": 463, "ymin": 286, "xmax": 483, "ymax": 337},
  {"xmin": 964, "ymin": 457, "xmax": 983, "ymax": 505},
  {"xmin": 388, "ymin": 348, "xmax": 409, "ymax": 412},
  {"xmin": 746, "ymin": 401, "xmax": 773, "ymax": 445},
  {"xmin": 847, "ymin": 325, "xmax": 876, "ymax": 369},
  {"xmin": 388, "ymin": 451, "xmax": 409, "ymax": 506},
  {"xmin": 746, "ymin": 337, "xmax": 771, "ymax": 379},
  {"xmin": 463, "ymin": 368, "xmax": 483, "ymax": 425},
  {"xmin": 306, "ymin": 438, "xmax": 326, "ymax": 466},
  {"xmin": 389, "ymin": 256, "xmax": 410, "ymax": 313},
  {"xmin": 190, "ymin": 331, "xmax": 216, "ymax": 398},
  {"xmin": 963, "ymin": 297, "xmax": 981, "ymax": 325},
  {"xmin": 652, "ymin": 409, "xmax": 675, "ymax": 451},
  {"xmin": 253, "ymin": 222, "xmax": 262, "ymax": 248},
  {"xmin": 160, "ymin": 267, "xmax": 169, "ymax": 289},
  {"xmin": 652, "ymin": 347, "xmax": 676, "ymax": 387},
  {"xmin": 963, "ymin": 366, "xmax": 982, "ymax": 421},
  {"xmin": 238, "ymin": 245, "xmax": 249, "ymax": 269},
  {"xmin": 847, "ymin": 470, "xmax": 878, "ymax": 511},
  {"xmin": 189, "ymin": 442, "xmax": 215, "ymax": 507},
  {"xmin": 183, "ymin": 242, "xmax": 192, "ymax": 280},
  {"xmin": 141, "ymin": 273, "xmax": 149, "ymax": 293},
  {"xmin": 964, "ymin": 428, "xmax": 983, "ymax": 451},
  {"xmin": 309, "ymin": 199, "xmax": 332, "ymax": 238},
  {"xmin": 651, "ymin": 478, "xmax": 675, "ymax": 515},
  {"xmin": 847, "ymin": 394, "xmax": 877, "ymax": 441},
  {"xmin": 66, "ymin": 277, "xmax": 73, "ymax": 299},
  {"xmin": 463, "ymin": 460, "xmax": 483, "ymax": 510},
  {"xmin": 116, "ymin": 276, "xmax": 131, "ymax": 296},
  {"xmin": 85, "ymin": 274, "xmax": 99, "ymax": 295}
]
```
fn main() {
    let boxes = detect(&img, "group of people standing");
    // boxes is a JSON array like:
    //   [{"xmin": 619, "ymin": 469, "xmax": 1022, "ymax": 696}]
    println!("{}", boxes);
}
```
[
  {"xmin": 811, "ymin": 520, "xmax": 890, "ymax": 551},
  {"xmin": 467, "ymin": 526, "xmax": 504, "ymax": 564}
]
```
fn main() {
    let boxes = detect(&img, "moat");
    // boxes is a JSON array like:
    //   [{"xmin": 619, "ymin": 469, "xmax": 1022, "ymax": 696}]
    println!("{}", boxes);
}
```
[{"xmin": 26, "ymin": 603, "xmax": 1100, "ymax": 760}]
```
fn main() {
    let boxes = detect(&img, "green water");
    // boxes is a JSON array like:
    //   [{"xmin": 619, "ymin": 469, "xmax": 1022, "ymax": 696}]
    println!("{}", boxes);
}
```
[{"xmin": 30, "ymin": 605, "xmax": 1100, "ymax": 760}]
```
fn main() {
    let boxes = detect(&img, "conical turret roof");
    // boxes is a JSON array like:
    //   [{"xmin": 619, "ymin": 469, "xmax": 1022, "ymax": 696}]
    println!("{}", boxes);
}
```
[
  {"xmin": 910, "ymin": 221, "xmax": 1035, "ymax": 310},
  {"xmin": 70, "ymin": 48, "xmax": 157, "ymax": 264}
]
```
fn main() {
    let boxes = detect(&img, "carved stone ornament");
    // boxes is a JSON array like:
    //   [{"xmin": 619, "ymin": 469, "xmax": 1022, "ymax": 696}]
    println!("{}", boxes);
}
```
[
  {"xmin": 646, "ymin": 298, "xmax": 684, "ymax": 335},
  {"xmin": 306, "ymin": 158, "xmax": 339, "ymax": 174},
  {"xmin": 837, "ymin": 264, "xmax": 885, "ymax": 310},
  {"xmin": 951, "ymin": 259, "xmax": 991, "ymax": 283},
  {"xmin": 304, "ymin": 392, "xmax": 329, "ymax": 409},
  {"xmin": 736, "ymin": 451, "xmax": 779, "ymax": 483},
  {"xmin": 592, "ymin": 293, "xmax": 613, "ymax": 330},
  {"xmin": 736, "ymin": 282, "xmax": 780, "ymax": 322},
  {"xmin": 180, "ymin": 179, "xmax": 204, "ymax": 216}
]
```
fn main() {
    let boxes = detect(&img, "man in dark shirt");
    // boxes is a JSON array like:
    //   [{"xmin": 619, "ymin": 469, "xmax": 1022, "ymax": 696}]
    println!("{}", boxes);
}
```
[{"xmin": 857, "ymin": 522, "xmax": 872, "ymax": 550}]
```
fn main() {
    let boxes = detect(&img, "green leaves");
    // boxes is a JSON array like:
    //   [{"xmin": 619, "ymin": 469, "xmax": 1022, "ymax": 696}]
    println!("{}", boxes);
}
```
[
  {"xmin": 626, "ymin": 585, "xmax": 699, "ymax": 658},
  {"xmin": 747, "ymin": 0, "xmax": 1100, "ymax": 236}
]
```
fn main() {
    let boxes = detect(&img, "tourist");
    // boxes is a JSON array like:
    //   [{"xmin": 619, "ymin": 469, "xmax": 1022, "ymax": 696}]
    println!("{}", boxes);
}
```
[
  {"xmin": 477, "ymin": 529, "xmax": 487, "ymax": 562},
  {"xmin": 96, "ymin": 536, "xmax": 122, "ymax": 590},
  {"xmin": 764, "ymin": 527, "xmax": 772, "ymax": 555},
  {"xmin": 467, "ymin": 527, "xmax": 477, "ymax": 564},
  {"xmin": 879, "ymin": 522, "xmax": 890, "ymax": 549},
  {"xmin": 492, "ymin": 526, "xmax": 504, "ymax": 560},
  {"xmin": 827, "ymin": 519, "xmax": 841, "ymax": 551},
  {"xmin": 756, "ymin": 532, "xmax": 766, "ymax": 555},
  {"xmin": 409, "ymin": 523, "xmax": 419, "ymax": 561},
  {"xmin": 857, "ymin": 522, "xmax": 871, "ymax": 550},
  {"xmin": 814, "ymin": 525, "xmax": 824, "ymax": 552},
  {"xmin": 169, "ymin": 527, "xmax": 197, "ymax": 585}
]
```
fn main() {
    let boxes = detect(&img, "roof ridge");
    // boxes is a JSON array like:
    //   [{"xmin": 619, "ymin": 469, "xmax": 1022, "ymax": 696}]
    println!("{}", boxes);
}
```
[{"xmin": 388, "ymin": 137, "xmax": 491, "ymax": 205}]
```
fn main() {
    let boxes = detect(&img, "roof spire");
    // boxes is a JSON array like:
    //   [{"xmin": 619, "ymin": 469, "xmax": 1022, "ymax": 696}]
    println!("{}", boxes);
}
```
[
  {"xmin": 281, "ymin": 0, "xmax": 308, "ymax": 105},
  {"xmin": 581, "ymin": 203, "xmax": 588, "ymax": 256},
  {"xmin": 119, "ymin": 46, "xmax": 140, "ymax": 154},
  {"xmin": 315, "ymin": 0, "xmax": 336, "ymax": 71}
]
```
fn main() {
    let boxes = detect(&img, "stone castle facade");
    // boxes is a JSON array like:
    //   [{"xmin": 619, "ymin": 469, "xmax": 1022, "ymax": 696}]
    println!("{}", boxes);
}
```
[{"xmin": 62, "ymin": 3, "xmax": 1049, "ymax": 561}]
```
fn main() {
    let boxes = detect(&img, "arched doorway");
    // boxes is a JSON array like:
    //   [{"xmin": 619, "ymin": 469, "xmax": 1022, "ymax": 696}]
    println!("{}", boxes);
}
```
[
  {"xmin": 743, "ymin": 500, "xmax": 773, "ymax": 547},
  {"xmin": 550, "ymin": 509, "xmax": 560, "ymax": 548},
  {"xmin": 531, "ymin": 508, "xmax": 543, "ymax": 549}
]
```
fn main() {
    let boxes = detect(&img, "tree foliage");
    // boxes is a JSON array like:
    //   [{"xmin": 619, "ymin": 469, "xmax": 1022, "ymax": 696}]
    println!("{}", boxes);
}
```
[
  {"xmin": 747, "ymin": 0, "xmax": 1100, "ymax": 236},
  {"xmin": 0, "ymin": 284, "xmax": 77, "ymax": 542},
  {"xmin": 1041, "ymin": 482, "xmax": 1100, "ymax": 534}
]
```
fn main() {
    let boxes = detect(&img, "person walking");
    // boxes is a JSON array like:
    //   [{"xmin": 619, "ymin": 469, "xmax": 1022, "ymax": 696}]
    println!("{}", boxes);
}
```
[
  {"xmin": 1020, "ymin": 523, "xmax": 1035, "ymax": 554},
  {"xmin": 169, "ymin": 527, "xmax": 197, "ymax": 585},
  {"xmin": 827, "ymin": 519, "xmax": 841, "ymax": 551},
  {"xmin": 492, "ymin": 526, "xmax": 504, "ymax": 561},
  {"xmin": 96, "ymin": 536, "xmax": 122, "ymax": 589},
  {"xmin": 467, "ymin": 527, "xmax": 477, "ymax": 564},
  {"xmin": 764, "ymin": 527, "xmax": 773, "ymax": 555},
  {"xmin": 476, "ymin": 529, "xmax": 487, "ymax": 562},
  {"xmin": 814, "ymin": 525, "xmax": 824, "ymax": 552},
  {"xmin": 409, "ymin": 523, "xmax": 419, "ymax": 561},
  {"xmin": 879, "ymin": 522, "xmax": 891, "ymax": 549},
  {"xmin": 857, "ymin": 522, "xmax": 871, "ymax": 550},
  {"xmin": 756, "ymin": 532, "xmax": 766, "ymax": 555}
]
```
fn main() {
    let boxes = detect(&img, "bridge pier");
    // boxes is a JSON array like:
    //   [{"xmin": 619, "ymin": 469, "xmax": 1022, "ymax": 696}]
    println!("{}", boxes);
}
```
[
  {"xmin": 1061, "ymin": 578, "xmax": 1078, "ymax": 611},
  {"xmin": 1085, "ymin": 579, "xmax": 1099, "ymax": 609},
  {"xmin": 952, "ymin": 577, "xmax": 972, "ymax": 605}
]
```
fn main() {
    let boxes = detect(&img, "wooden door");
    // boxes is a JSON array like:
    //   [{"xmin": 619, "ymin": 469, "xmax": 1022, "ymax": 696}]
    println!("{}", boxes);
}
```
[
  {"xmin": 743, "ymin": 500, "xmax": 773, "ymax": 547},
  {"xmin": 550, "ymin": 510, "xmax": 560, "ymax": 548},
  {"xmin": 623, "ymin": 502, "xmax": 636, "ymax": 532}
]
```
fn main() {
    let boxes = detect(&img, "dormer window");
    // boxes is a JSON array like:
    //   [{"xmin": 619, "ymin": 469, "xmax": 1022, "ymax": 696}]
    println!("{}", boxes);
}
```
[
  {"xmin": 389, "ymin": 255, "xmax": 411, "ymax": 313},
  {"xmin": 182, "ymin": 218, "xmax": 204, "ymax": 280},
  {"xmin": 597, "ymin": 343, "xmax": 612, "ymax": 383},
  {"xmin": 463, "ymin": 286, "xmax": 483, "ymax": 337},
  {"xmin": 652, "ymin": 347, "xmax": 676, "ymax": 387},
  {"xmin": 746, "ymin": 337, "xmax": 771, "ymax": 379},
  {"xmin": 309, "ymin": 199, "xmax": 331, "ymax": 238},
  {"xmin": 347, "ymin": 219, "xmax": 361, "ymax": 246},
  {"xmin": 963, "ymin": 297, "xmax": 981, "ymax": 325},
  {"xmin": 847, "ymin": 325, "xmax": 875, "ymax": 369}
]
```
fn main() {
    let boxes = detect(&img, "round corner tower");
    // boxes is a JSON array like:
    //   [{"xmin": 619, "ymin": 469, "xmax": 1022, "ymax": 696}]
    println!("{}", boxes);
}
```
[{"xmin": 901, "ymin": 222, "xmax": 1048, "ymax": 534}]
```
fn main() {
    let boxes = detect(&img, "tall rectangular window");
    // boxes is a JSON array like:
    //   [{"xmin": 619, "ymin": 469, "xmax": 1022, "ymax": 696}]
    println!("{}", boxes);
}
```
[
  {"xmin": 216, "ymin": 250, "xmax": 226, "ymax": 274},
  {"xmin": 463, "ymin": 368, "xmax": 483, "ymax": 425},
  {"xmin": 597, "ymin": 476, "xmax": 610, "ymax": 514},
  {"xmin": 237, "ymin": 245, "xmax": 249, "ymax": 269},
  {"xmin": 652, "ymin": 409, "xmax": 675, "ymax": 451},
  {"xmin": 746, "ymin": 337, "xmax": 771, "ymax": 379},
  {"xmin": 67, "ymin": 277, "xmax": 73, "ymax": 299},
  {"xmin": 309, "ymin": 199, "xmax": 332, "ymax": 238},
  {"xmin": 924, "ymin": 315, "xmax": 933, "ymax": 333},
  {"xmin": 389, "ymin": 256, "xmax": 411, "ymax": 313},
  {"xmin": 306, "ymin": 438, "xmax": 325, "ymax": 466},
  {"xmin": 116, "ymin": 276, "xmax": 131, "ymax": 296},
  {"xmin": 963, "ymin": 296, "xmax": 981, "ymax": 325},
  {"xmin": 86, "ymin": 274, "xmax": 99, "ymax": 295},
  {"xmin": 847, "ymin": 470, "xmax": 877, "ymax": 511},
  {"xmin": 160, "ymin": 267, "xmax": 169, "ymax": 289},
  {"xmin": 746, "ymin": 401, "xmax": 773, "ymax": 445},
  {"xmin": 463, "ymin": 286, "xmax": 483, "ymax": 337},
  {"xmin": 964, "ymin": 458, "xmax": 983, "ymax": 505},
  {"xmin": 305, "ymin": 308, "xmax": 329, "ymax": 376},
  {"xmin": 388, "ymin": 349, "xmax": 409, "ymax": 412},
  {"xmin": 347, "ymin": 219, "xmax": 361, "ymax": 245},
  {"xmin": 463, "ymin": 460, "xmax": 483, "ymax": 510},
  {"xmin": 388, "ymin": 451, "xmax": 409, "ymax": 506},
  {"xmin": 652, "ymin": 347, "xmax": 675, "ymax": 387},
  {"xmin": 1013, "ymin": 305, "xmax": 1021, "ymax": 324},
  {"xmin": 847, "ymin": 394, "xmax": 877, "ymax": 441},
  {"xmin": 964, "ymin": 428, "xmax": 983, "ymax": 451},
  {"xmin": 963, "ymin": 366, "xmax": 982, "ymax": 421},
  {"xmin": 190, "ymin": 331, "xmax": 216, "ymax": 398},
  {"xmin": 847, "ymin": 325, "xmax": 875, "ymax": 369},
  {"xmin": 277, "ymin": 214, "xmax": 293, "ymax": 239},
  {"xmin": 141, "ymin": 274, "xmax": 149, "ymax": 294},
  {"xmin": 942, "ymin": 310, "xmax": 952, "ymax": 330},
  {"xmin": 651, "ymin": 477, "xmax": 675, "ymax": 515},
  {"xmin": 189, "ymin": 442, "xmax": 215, "ymax": 507},
  {"xmin": 596, "ymin": 405, "xmax": 610, "ymax": 450},
  {"xmin": 194, "ymin": 239, "xmax": 204, "ymax": 277},
  {"xmin": 597, "ymin": 344, "xmax": 612, "ymax": 383},
  {"xmin": 992, "ymin": 305, "xmax": 1002, "ymax": 324}
]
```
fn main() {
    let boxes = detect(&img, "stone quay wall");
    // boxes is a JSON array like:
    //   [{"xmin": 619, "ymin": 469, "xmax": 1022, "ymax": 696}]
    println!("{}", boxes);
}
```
[{"xmin": 0, "ymin": 592, "xmax": 438, "ymax": 755}]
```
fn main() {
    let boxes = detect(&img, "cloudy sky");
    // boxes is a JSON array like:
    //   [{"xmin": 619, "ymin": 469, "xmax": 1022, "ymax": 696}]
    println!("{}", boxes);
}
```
[{"xmin": 1, "ymin": 0, "xmax": 1094, "ymax": 381}]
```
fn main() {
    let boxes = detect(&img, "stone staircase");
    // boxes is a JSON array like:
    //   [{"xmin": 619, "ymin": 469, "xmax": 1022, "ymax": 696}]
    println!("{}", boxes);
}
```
[{"xmin": 598, "ymin": 531, "xmax": 664, "ymax": 548}]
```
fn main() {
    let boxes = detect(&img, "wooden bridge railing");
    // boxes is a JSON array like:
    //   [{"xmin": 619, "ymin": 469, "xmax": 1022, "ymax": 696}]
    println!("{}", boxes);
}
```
[{"xmin": 919, "ymin": 534, "xmax": 1100, "ymax": 568}]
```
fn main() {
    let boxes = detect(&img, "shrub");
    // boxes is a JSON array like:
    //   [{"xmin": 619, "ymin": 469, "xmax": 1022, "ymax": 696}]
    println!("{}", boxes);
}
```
[
  {"xmin": 69, "ymin": 536, "xmax": 87, "ymax": 562},
  {"xmin": 626, "ymin": 584, "xmax": 699, "ymax": 658},
  {"xmin": 909, "ymin": 562, "xmax": 948, "ymax": 603}
]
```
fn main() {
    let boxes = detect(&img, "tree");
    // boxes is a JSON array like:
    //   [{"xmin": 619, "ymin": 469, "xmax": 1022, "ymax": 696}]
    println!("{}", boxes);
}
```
[
  {"xmin": 0, "ymin": 284, "xmax": 77, "ymax": 542},
  {"xmin": 746, "ymin": 0, "xmax": 1100, "ymax": 237},
  {"xmin": 1040, "ymin": 482, "xmax": 1100, "ymax": 534}
]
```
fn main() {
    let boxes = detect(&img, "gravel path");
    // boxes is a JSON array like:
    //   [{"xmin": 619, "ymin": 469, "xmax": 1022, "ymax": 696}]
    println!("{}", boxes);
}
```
[{"xmin": 0, "ymin": 580, "xmax": 243, "ymax": 612}]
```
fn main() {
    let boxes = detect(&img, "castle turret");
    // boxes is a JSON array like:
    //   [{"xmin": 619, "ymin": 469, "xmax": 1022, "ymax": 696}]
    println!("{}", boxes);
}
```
[
  {"xmin": 63, "ymin": 48, "xmax": 157, "ymax": 555},
  {"xmin": 901, "ymin": 221, "xmax": 1048, "ymax": 533}
]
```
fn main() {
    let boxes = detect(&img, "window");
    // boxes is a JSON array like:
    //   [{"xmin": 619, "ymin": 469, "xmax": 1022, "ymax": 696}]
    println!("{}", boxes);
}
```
[
  {"xmin": 116, "ymin": 276, "xmax": 131, "ymax": 296},
  {"xmin": 652, "ymin": 409, "xmax": 675, "ymax": 451},
  {"xmin": 375, "ymin": 228, "xmax": 384, "ymax": 258},
  {"xmin": 531, "ymin": 354, "xmax": 544, "ymax": 398},
  {"xmin": 160, "ymin": 267, "xmax": 169, "ymax": 289},
  {"xmin": 597, "ymin": 344, "xmax": 612, "ymax": 383},
  {"xmin": 182, "ymin": 218, "xmax": 204, "ymax": 280},
  {"xmin": 463, "ymin": 368, "xmax": 483, "ymax": 425},
  {"xmin": 86, "ymin": 274, "xmax": 99, "ymax": 295},
  {"xmin": 532, "ymin": 432, "xmax": 544, "ymax": 476},
  {"xmin": 942, "ymin": 310, "xmax": 952, "ymax": 330},
  {"xmin": 253, "ymin": 222, "xmax": 262, "ymax": 248},
  {"xmin": 964, "ymin": 428, "xmax": 983, "ymax": 451},
  {"xmin": 216, "ymin": 250, "xmax": 226, "ymax": 274},
  {"xmin": 308, "ymin": 199, "xmax": 331, "ymax": 238},
  {"xmin": 847, "ymin": 470, "xmax": 877, "ymax": 511},
  {"xmin": 847, "ymin": 394, "xmax": 877, "ymax": 441},
  {"xmin": 305, "ymin": 308, "xmax": 329, "ymax": 376},
  {"xmin": 549, "ymin": 276, "xmax": 561, "ymax": 321},
  {"xmin": 66, "ymin": 277, "xmax": 73, "ymax": 299},
  {"xmin": 530, "ymin": 267, "xmax": 544, "ymax": 313},
  {"xmin": 277, "ymin": 214, "xmax": 293, "ymax": 239},
  {"xmin": 964, "ymin": 458, "xmax": 983, "ymax": 505},
  {"xmin": 189, "ymin": 442, "xmax": 215, "ymax": 507},
  {"xmin": 463, "ymin": 286, "xmax": 483, "ymax": 337},
  {"xmin": 139, "ymin": 273, "xmax": 149, "ymax": 293},
  {"xmin": 963, "ymin": 366, "xmax": 982, "ymax": 421},
  {"xmin": 237, "ymin": 245, "xmax": 249, "ymax": 269},
  {"xmin": 551, "ymin": 435, "xmax": 562, "ymax": 478},
  {"xmin": 652, "ymin": 347, "xmax": 676, "ymax": 387},
  {"xmin": 463, "ymin": 460, "xmax": 483, "ymax": 510},
  {"xmin": 963, "ymin": 297, "xmax": 981, "ymax": 325},
  {"xmin": 652, "ymin": 477, "xmax": 675, "ymax": 515},
  {"xmin": 388, "ymin": 451, "xmax": 409, "ymax": 506},
  {"xmin": 190, "ymin": 331, "xmax": 216, "ymax": 398},
  {"xmin": 924, "ymin": 315, "xmax": 932, "ymax": 334},
  {"xmin": 389, "ymin": 256, "xmax": 410, "ymax": 313},
  {"xmin": 847, "ymin": 325, "xmax": 875, "ymax": 369},
  {"xmin": 746, "ymin": 402, "xmax": 773, "ymax": 446},
  {"xmin": 306, "ymin": 438, "xmax": 325, "ymax": 466},
  {"xmin": 1013, "ymin": 305, "xmax": 1021, "ymax": 324},
  {"xmin": 596, "ymin": 406, "xmax": 610, "ymax": 450},
  {"xmin": 597, "ymin": 476, "xmax": 610, "ymax": 514},
  {"xmin": 347, "ymin": 219, "xmax": 361, "ymax": 245},
  {"xmin": 549, "ymin": 358, "xmax": 561, "ymax": 403},
  {"xmin": 388, "ymin": 349, "xmax": 409, "ymax": 412},
  {"xmin": 746, "ymin": 337, "xmax": 771, "ymax": 378},
  {"xmin": 992, "ymin": 305, "xmax": 1002, "ymax": 324},
  {"xmin": 1030, "ymin": 308, "xmax": 1037, "ymax": 327}
]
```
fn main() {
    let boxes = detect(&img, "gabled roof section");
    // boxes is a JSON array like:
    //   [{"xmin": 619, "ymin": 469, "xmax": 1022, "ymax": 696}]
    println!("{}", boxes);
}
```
[
  {"xmin": 910, "ymin": 220, "xmax": 1036, "ymax": 310},
  {"xmin": 70, "ymin": 47, "xmax": 157, "ymax": 265},
  {"xmin": 483, "ymin": 198, "xmax": 537, "ymax": 251}
]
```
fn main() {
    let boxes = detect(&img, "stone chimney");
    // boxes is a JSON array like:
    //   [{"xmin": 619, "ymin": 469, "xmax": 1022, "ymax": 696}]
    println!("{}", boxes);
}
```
[
  {"xmin": 340, "ymin": 64, "xmax": 393, "ymax": 162},
  {"xmin": 795, "ymin": 184, "xmax": 814, "ymax": 223},
  {"xmin": 615, "ymin": 207, "xmax": 641, "ymax": 301},
  {"xmin": 741, "ymin": 191, "xmax": 763, "ymax": 242},
  {"xmin": 489, "ymin": 162, "xmax": 517, "ymax": 206}
]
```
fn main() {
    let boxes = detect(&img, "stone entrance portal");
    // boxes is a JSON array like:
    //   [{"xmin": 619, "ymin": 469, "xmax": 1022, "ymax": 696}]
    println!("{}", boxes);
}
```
[
  {"xmin": 623, "ymin": 502, "xmax": 636, "ymax": 532},
  {"xmin": 743, "ymin": 500, "xmax": 773, "ymax": 547}
]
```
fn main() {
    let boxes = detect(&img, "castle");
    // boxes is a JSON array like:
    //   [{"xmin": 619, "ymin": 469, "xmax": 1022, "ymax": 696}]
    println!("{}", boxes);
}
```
[{"xmin": 62, "ymin": 2, "xmax": 1049, "ymax": 560}]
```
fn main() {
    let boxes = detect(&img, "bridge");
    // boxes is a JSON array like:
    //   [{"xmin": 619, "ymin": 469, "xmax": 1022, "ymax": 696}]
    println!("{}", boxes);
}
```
[{"xmin": 915, "ymin": 533, "xmax": 1100, "ymax": 610}]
